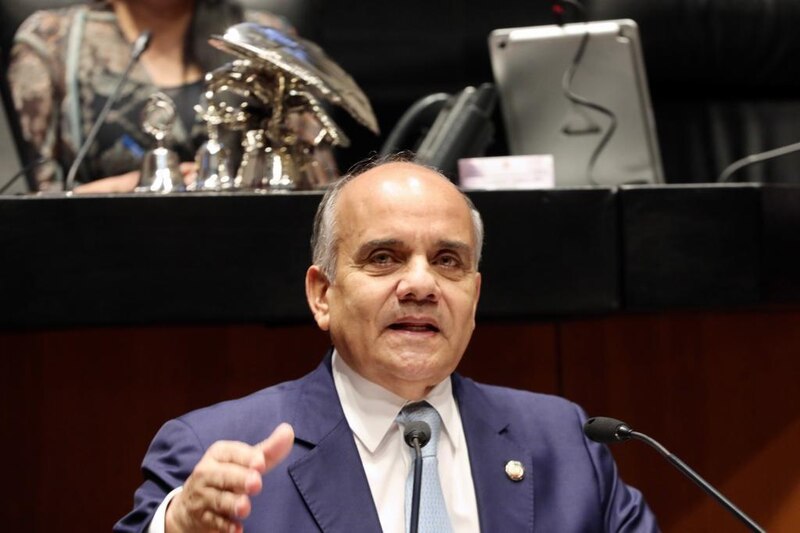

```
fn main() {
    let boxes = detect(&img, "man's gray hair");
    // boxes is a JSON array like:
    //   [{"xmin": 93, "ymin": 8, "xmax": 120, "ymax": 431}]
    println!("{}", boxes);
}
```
[{"xmin": 310, "ymin": 154, "xmax": 484, "ymax": 281}]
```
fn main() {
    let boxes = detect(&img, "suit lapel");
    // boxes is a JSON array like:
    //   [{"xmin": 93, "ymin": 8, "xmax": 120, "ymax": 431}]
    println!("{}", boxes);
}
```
[
  {"xmin": 286, "ymin": 354, "xmax": 382, "ymax": 532},
  {"xmin": 284, "ymin": 357, "xmax": 536, "ymax": 532},
  {"xmin": 454, "ymin": 375, "xmax": 535, "ymax": 533}
]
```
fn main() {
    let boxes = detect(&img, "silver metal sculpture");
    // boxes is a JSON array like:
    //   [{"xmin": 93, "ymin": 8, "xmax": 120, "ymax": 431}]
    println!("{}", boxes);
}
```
[
  {"xmin": 136, "ymin": 92, "xmax": 183, "ymax": 193},
  {"xmin": 190, "ymin": 23, "xmax": 379, "ymax": 192},
  {"xmin": 190, "ymin": 100, "xmax": 236, "ymax": 191}
]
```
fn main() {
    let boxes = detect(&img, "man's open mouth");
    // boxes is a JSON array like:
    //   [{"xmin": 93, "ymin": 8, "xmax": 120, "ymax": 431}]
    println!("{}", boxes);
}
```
[{"xmin": 389, "ymin": 322, "xmax": 440, "ymax": 333}]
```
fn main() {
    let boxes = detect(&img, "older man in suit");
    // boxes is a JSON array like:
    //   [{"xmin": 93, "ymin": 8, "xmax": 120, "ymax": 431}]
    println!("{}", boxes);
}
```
[{"xmin": 115, "ymin": 158, "xmax": 658, "ymax": 533}]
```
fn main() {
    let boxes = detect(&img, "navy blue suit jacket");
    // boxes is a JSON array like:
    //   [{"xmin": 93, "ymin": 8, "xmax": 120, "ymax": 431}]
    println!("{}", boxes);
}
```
[{"xmin": 115, "ymin": 354, "xmax": 658, "ymax": 532}]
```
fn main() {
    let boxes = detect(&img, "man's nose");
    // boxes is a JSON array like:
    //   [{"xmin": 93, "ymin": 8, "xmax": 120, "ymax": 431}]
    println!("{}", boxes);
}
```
[{"xmin": 396, "ymin": 257, "xmax": 440, "ymax": 302}]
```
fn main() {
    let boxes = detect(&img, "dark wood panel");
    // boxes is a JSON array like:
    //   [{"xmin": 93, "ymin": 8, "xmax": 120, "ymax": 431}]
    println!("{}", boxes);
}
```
[
  {"xmin": 471, "ymin": 188, "xmax": 619, "ymax": 319},
  {"xmin": 7, "ymin": 185, "xmax": 800, "ymax": 328},
  {"xmin": 558, "ymin": 310, "xmax": 800, "ymax": 533},
  {"xmin": 460, "ymin": 321, "xmax": 559, "ymax": 395},
  {"xmin": 0, "ymin": 189, "xmax": 618, "ymax": 328},
  {"xmin": 2, "ymin": 312, "xmax": 797, "ymax": 532},
  {"xmin": 0, "ymin": 321, "xmax": 557, "ymax": 532},
  {"xmin": 762, "ymin": 185, "xmax": 800, "ymax": 302},
  {"xmin": 0, "ymin": 193, "xmax": 323, "ymax": 327},
  {"xmin": 0, "ymin": 324, "xmax": 330, "ymax": 531},
  {"xmin": 620, "ymin": 185, "xmax": 761, "ymax": 309}
]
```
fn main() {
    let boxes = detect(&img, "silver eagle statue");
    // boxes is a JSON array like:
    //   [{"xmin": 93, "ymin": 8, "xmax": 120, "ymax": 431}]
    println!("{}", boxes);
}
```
[{"xmin": 191, "ymin": 23, "xmax": 379, "ymax": 192}]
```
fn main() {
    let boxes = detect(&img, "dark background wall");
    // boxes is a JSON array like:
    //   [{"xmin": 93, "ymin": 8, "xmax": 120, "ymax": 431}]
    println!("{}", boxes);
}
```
[
  {"xmin": 263, "ymin": 0, "xmax": 800, "ymax": 183},
  {"xmin": 5, "ymin": 0, "xmax": 800, "ymax": 183}
]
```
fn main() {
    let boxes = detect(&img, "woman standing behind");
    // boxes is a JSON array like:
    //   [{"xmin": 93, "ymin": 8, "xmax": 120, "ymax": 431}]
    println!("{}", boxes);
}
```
[{"xmin": 8, "ymin": 0, "xmax": 306, "ymax": 192}]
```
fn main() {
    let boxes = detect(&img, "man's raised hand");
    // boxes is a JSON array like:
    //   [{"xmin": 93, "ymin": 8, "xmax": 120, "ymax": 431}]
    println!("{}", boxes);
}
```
[{"xmin": 165, "ymin": 423, "xmax": 295, "ymax": 533}]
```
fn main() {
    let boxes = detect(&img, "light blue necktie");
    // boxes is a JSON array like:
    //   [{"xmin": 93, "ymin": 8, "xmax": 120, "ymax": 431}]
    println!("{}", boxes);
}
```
[{"xmin": 397, "ymin": 402, "xmax": 453, "ymax": 533}]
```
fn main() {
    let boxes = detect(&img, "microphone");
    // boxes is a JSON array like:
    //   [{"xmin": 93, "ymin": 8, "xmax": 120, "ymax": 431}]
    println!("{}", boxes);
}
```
[
  {"xmin": 584, "ymin": 416, "xmax": 766, "ymax": 533},
  {"xmin": 130, "ymin": 30, "xmax": 153, "ymax": 59},
  {"xmin": 583, "ymin": 416, "xmax": 633, "ymax": 443},
  {"xmin": 718, "ymin": 139, "xmax": 800, "ymax": 182},
  {"xmin": 64, "ymin": 30, "xmax": 152, "ymax": 191},
  {"xmin": 403, "ymin": 421, "xmax": 431, "ymax": 448},
  {"xmin": 403, "ymin": 421, "xmax": 431, "ymax": 533}
]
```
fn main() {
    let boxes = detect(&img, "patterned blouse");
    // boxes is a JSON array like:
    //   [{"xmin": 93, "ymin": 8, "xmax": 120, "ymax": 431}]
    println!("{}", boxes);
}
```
[{"xmin": 7, "ymin": 2, "xmax": 329, "ymax": 191}]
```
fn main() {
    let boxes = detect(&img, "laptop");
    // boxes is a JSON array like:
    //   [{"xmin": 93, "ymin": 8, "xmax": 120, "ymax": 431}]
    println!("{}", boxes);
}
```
[{"xmin": 489, "ymin": 19, "xmax": 663, "ymax": 187}]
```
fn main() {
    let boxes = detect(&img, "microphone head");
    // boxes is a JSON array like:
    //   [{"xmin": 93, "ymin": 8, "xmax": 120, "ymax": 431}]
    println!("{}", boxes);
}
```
[
  {"xmin": 584, "ymin": 416, "xmax": 633, "ymax": 444},
  {"xmin": 403, "ymin": 421, "xmax": 431, "ymax": 448},
  {"xmin": 132, "ymin": 30, "xmax": 153, "ymax": 59}
]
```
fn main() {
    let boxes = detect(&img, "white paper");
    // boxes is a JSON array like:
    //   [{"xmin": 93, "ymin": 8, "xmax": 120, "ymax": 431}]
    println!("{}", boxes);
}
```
[{"xmin": 458, "ymin": 155, "xmax": 555, "ymax": 190}]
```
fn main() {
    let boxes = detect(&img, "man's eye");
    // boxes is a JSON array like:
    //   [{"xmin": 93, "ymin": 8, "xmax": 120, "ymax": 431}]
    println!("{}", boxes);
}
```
[
  {"xmin": 435, "ymin": 254, "xmax": 462, "ymax": 268},
  {"xmin": 370, "ymin": 252, "xmax": 395, "ymax": 265}
]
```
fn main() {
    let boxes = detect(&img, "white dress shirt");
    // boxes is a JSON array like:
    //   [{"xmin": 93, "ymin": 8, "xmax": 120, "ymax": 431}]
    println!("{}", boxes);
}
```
[
  {"xmin": 147, "ymin": 352, "xmax": 480, "ymax": 532},
  {"xmin": 332, "ymin": 351, "xmax": 480, "ymax": 533}
]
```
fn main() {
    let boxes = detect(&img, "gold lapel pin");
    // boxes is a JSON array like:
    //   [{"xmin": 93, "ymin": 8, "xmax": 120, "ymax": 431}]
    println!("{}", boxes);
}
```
[{"xmin": 505, "ymin": 460, "xmax": 525, "ymax": 481}]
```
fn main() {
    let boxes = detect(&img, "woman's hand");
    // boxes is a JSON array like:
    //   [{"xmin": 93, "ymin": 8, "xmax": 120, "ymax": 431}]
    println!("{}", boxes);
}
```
[
  {"xmin": 72, "ymin": 162, "xmax": 198, "ymax": 193},
  {"xmin": 73, "ymin": 170, "xmax": 140, "ymax": 193},
  {"xmin": 180, "ymin": 161, "xmax": 198, "ymax": 186}
]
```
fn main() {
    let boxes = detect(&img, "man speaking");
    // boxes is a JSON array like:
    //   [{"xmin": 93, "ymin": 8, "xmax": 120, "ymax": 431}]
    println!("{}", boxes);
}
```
[{"xmin": 115, "ymin": 158, "xmax": 658, "ymax": 532}]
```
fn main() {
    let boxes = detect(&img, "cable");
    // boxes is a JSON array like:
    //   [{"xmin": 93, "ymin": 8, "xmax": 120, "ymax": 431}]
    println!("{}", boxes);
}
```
[
  {"xmin": 0, "ymin": 157, "xmax": 61, "ymax": 195},
  {"xmin": 718, "ymin": 140, "xmax": 800, "ymax": 183},
  {"xmin": 554, "ymin": 0, "xmax": 618, "ymax": 186}
]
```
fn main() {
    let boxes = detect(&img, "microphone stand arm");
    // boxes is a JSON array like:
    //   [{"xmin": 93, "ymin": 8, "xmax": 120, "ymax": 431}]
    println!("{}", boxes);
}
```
[
  {"xmin": 409, "ymin": 439, "xmax": 423, "ymax": 533},
  {"xmin": 630, "ymin": 431, "xmax": 765, "ymax": 533},
  {"xmin": 65, "ymin": 32, "xmax": 151, "ymax": 191}
]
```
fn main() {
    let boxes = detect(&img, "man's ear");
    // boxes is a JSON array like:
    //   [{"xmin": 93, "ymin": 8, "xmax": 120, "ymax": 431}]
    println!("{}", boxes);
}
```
[{"xmin": 305, "ymin": 265, "xmax": 331, "ymax": 331}]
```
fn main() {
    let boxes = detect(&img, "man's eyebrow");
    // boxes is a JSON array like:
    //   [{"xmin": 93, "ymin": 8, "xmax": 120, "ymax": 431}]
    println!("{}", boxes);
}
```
[
  {"xmin": 437, "ymin": 240, "xmax": 472, "ymax": 254},
  {"xmin": 354, "ymin": 238, "xmax": 404, "ymax": 256}
]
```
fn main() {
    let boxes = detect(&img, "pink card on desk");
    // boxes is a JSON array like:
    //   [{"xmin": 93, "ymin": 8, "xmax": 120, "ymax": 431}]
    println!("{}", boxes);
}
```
[{"xmin": 458, "ymin": 154, "xmax": 554, "ymax": 190}]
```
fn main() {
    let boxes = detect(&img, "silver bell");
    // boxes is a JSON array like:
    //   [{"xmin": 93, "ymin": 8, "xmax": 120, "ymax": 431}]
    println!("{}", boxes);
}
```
[{"xmin": 136, "ymin": 92, "xmax": 182, "ymax": 193}]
